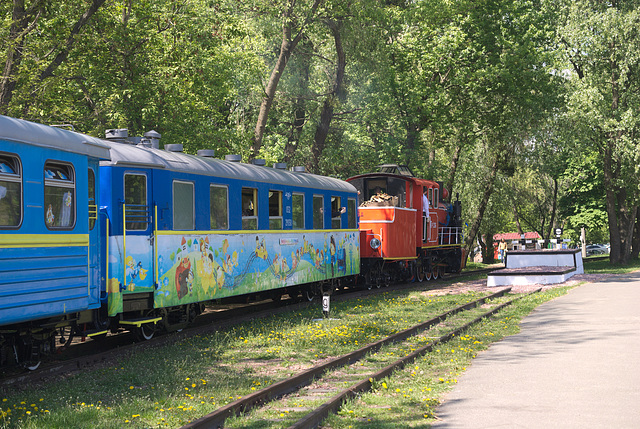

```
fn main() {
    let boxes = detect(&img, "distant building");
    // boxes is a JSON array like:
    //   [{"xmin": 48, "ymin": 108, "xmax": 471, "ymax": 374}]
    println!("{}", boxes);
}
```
[{"xmin": 493, "ymin": 232, "xmax": 542, "ymax": 258}]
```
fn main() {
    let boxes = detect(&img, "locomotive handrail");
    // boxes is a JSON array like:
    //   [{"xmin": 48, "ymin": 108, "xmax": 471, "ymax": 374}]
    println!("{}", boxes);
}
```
[{"xmin": 438, "ymin": 226, "xmax": 462, "ymax": 245}]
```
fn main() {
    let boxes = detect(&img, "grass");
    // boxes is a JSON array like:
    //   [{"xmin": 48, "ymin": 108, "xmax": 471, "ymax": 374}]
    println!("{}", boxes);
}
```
[
  {"xmin": 1, "ymin": 259, "xmax": 635, "ymax": 429},
  {"xmin": 583, "ymin": 255, "xmax": 640, "ymax": 274}
]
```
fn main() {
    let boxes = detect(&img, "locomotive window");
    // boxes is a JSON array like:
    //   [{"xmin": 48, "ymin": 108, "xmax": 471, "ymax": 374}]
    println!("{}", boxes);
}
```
[
  {"xmin": 44, "ymin": 162, "xmax": 75, "ymax": 229},
  {"xmin": 331, "ymin": 196, "xmax": 342, "ymax": 229},
  {"xmin": 313, "ymin": 195, "xmax": 324, "ymax": 229},
  {"xmin": 269, "ymin": 190, "xmax": 282, "ymax": 230},
  {"xmin": 0, "ymin": 154, "xmax": 22, "ymax": 228},
  {"xmin": 427, "ymin": 188, "xmax": 433, "ymax": 207},
  {"xmin": 347, "ymin": 198, "xmax": 356, "ymax": 229},
  {"xmin": 292, "ymin": 193, "xmax": 304, "ymax": 229},
  {"xmin": 88, "ymin": 169, "xmax": 96, "ymax": 230},
  {"xmin": 173, "ymin": 181, "xmax": 194, "ymax": 230},
  {"xmin": 366, "ymin": 179, "xmax": 387, "ymax": 201},
  {"xmin": 124, "ymin": 174, "xmax": 148, "ymax": 231},
  {"xmin": 210, "ymin": 185, "xmax": 228, "ymax": 230},
  {"xmin": 241, "ymin": 187, "xmax": 257, "ymax": 230}
]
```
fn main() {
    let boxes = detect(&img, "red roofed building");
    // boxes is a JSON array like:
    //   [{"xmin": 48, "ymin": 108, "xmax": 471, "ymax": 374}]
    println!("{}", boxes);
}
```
[
  {"xmin": 493, "ymin": 232, "xmax": 542, "ymax": 261},
  {"xmin": 494, "ymin": 232, "xmax": 541, "ymax": 241}
]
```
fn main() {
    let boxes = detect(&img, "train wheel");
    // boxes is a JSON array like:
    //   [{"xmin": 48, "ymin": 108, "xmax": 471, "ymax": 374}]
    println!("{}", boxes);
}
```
[
  {"xmin": 424, "ymin": 268, "xmax": 432, "ymax": 281},
  {"xmin": 304, "ymin": 288, "xmax": 315, "ymax": 301},
  {"xmin": 415, "ymin": 263, "xmax": 425, "ymax": 282},
  {"xmin": 407, "ymin": 261, "xmax": 416, "ymax": 283},
  {"xmin": 134, "ymin": 322, "xmax": 156, "ymax": 341},
  {"xmin": 25, "ymin": 360, "xmax": 41, "ymax": 371},
  {"xmin": 432, "ymin": 266, "xmax": 439, "ymax": 280},
  {"xmin": 365, "ymin": 271, "xmax": 374, "ymax": 289}
]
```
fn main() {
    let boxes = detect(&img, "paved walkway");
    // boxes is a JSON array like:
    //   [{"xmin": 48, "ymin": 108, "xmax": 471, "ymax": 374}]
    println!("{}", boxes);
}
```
[{"xmin": 432, "ymin": 272, "xmax": 640, "ymax": 428}]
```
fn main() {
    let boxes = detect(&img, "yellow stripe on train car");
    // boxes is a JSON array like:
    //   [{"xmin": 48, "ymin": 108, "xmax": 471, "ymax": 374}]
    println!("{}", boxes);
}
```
[
  {"xmin": 0, "ymin": 234, "xmax": 89, "ymax": 248},
  {"xmin": 155, "ymin": 228, "xmax": 360, "ymax": 236}
]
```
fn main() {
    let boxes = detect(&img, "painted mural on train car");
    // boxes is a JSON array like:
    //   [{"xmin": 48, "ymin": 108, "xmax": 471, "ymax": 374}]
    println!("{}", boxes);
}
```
[{"xmin": 107, "ymin": 231, "xmax": 360, "ymax": 314}]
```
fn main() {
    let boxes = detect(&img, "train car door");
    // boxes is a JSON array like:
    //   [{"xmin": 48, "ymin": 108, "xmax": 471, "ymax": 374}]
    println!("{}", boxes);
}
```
[
  {"xmin": 121, "ymin": 170, "xmax": 155, "ymax": 295},
  {"xmin": 87, "ymin": 164, "xmax": 100, "ymax": 307}
]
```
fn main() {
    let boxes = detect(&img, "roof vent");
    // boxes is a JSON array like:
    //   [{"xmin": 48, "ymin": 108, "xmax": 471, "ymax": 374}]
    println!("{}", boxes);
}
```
[
  {"xmin": 165, "ymin": 144, "xmax": 183, "ymax": 153},
  {"xmin": 198, "ymin": 149, "xmax": 215, "ymax": 158},
  {"xmin": 251, "ymin": 159, "xmax": 266, "ymax": 166},
  {"xmin": 273, "ymin": 162, "xmax": 287, "ymax": 170},
  {"xmin": 292, "ymin": 166, "xmax": 306, "ymax": 173},
  {"xmin": 138, "ymin": 138, "xmax": 152, "ymax": 148},
  {"xmin": 105, "ymin": 129, "xmax": 128, "ymax": 140},
  {"xmin": 144, "ymin": 130, "xmax": 161, "ymax": 149},
  {"xmin": 225, "ymin": 154, "xmax": 242, "ymax": 162}
]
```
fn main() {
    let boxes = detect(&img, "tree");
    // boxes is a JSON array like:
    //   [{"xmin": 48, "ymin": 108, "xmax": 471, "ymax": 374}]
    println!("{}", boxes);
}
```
[
  {"xmin": 250, "ymin": 0, "xmax": 324, "ymax": 159},
  {"xmin": 557, "ymin": 0, "xmax": 640, "ymax": 263},
  {"xmin": 0, "ymin": 0, "xmax": 107, "ymax": 116}
]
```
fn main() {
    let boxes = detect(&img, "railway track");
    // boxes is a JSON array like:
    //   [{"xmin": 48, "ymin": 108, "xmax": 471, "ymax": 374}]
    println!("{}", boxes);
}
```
[
  {"xmin": 181, "ymin": 287, "xmax": 539, "ymax": 429},
  {"xmin": 0, "ymin": 267, "xmax": 495, "ymax": 390}
]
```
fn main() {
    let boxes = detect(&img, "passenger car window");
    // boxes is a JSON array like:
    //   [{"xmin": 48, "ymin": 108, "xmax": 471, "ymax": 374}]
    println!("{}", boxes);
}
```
[
  {"xmin": 292, "ymin": 193, "xmax": 304, "ymax": 229},
  {"xmin": 347, "ymin": 198, "xmax": 356, "ymax": 229},
  {"xmin": 269, "ymin": 190, "xmax": 282, "ymax": 230},
  {"xmin": 313, "ymin": 195, "xmax": 324, "ymax": 229},
  {"xmin": 124, "ymin": 173, "xmax": 148, "ymax": 231},
  {"xmin": 0, "ymin": 154, "xmax": 22, "ymax": 228},
  {"xmin": 331, "ymin": 196, "xmax": 342, "ymax": 229},
  {"xmin": 210, "ymin": 185, "xmax": 228, "ymax": 230},
  {"xmin": 44, "ymin": 162, "xmax": 75, "ymax": 229},
  {"xmin": 173, "ymin": 181, "xmax": 194, "ymax": 230},
  {"xmin": 242, "ymin": 187, "xmax": 257, "ymax": 230}
]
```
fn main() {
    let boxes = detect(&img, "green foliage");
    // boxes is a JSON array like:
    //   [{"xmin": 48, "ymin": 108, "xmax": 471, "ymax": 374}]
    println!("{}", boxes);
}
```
[{"xmin": 6, "ymin": 0, "xmax": 640, "ymax": 261}]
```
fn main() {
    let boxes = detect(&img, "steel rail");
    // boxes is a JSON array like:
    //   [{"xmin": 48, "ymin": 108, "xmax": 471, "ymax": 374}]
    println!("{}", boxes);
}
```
[
  {"xmin": 181, "ymin": 287, "xmax": 513, "ymax": 429},
  {"xmin": 287, "ymin": 288, "xmax": 541, "ymax": 429}
]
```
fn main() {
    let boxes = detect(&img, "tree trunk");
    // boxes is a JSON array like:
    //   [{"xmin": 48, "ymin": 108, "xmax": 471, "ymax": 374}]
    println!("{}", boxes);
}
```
[
  {"xmin": 283, "ymin": 39, "xmax": 312, "ymax": 166},
  {"xmin": 631, "ymin": 211, "xmax": 640, "ymax": 261},
  {"xmin": 604, "ymin": 137, "xmax": 636, "ymax": 264},
  {"xmin": 445, "ymin": 143, "xmax": 462, "ymax": 202},
  {"xmin": 252, "ymin": 0, "xmax": 323, "ymax": 159},
  {"xmin": 544, "ymin": 177, "xmax": 558, "ymax": 244},
  {"xmin": 311, "ymin": 19, "xmax": 345, "ymax": 173},
  {"xmin": 464, "ymin": 153, "xmax": 499, "ymax": 259},
  {"xmin": 0, "ymin": 0, "xmax": 45, "ymax": 114}
]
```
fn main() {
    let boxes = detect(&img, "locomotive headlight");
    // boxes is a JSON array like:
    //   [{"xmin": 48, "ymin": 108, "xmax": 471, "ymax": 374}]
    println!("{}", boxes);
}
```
[{"xmin": 369, "ymin": 238, "xmax": 381, "ymax": 250}]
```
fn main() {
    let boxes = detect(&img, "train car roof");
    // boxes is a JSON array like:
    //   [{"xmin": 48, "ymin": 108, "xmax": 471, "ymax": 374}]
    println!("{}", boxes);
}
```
[
  {"xmin": 102, "ymin": 141, "xmax": 357, "ymax": 193},
  {"xmin": 0, "ymin": 115, "xmax": 111, "ymax": 160}
]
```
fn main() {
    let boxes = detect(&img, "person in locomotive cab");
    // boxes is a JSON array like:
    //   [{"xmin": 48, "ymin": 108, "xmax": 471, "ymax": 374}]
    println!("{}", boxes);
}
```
[{"xmin": 422, "ymin": 188, "xmax": 430, "ymax": 242}]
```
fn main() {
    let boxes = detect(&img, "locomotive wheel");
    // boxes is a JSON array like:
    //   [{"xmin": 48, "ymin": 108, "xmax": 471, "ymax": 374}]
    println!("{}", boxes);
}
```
[
  {"xmin": 415, "ymin": 262, "xmax": 425, "ymax": 282},
  {"xmin": 424, "ymin": 268, "xmax": 432, "ymax": 281},
  {"xmin": 407, "ymin": 261, "xmax": 416, "ymax": 283},
  {"xmin": 432, "ymin": 266, "xmax": 439, "ymax": 280},
  {"xmin": 365, "ymin": 271, "xmax": 374, "ymax": 289}
]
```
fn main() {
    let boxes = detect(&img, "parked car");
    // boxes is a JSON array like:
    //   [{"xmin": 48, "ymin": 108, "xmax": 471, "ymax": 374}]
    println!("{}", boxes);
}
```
[{"xmin": 586, "ymin": 244, "xmax": 609, "ymax": 256}]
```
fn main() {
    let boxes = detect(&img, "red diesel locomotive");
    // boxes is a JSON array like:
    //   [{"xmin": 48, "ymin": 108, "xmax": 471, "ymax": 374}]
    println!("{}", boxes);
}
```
[{"xmin": 347, "ymin": 164, "xmax": 464, "ymax": 287}]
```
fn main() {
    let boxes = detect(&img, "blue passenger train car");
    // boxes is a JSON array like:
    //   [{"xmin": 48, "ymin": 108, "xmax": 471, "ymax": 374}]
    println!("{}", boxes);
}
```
[
  {"xmin": 99, "ymin": 136, "xmax": 360, "ymax": 335},
  {"xmin": 0, "ymin": 115, "xmax": 360, "ymax": 366},
  {"xmin": 0, "ymin": 116, "xmax": 111, "ymax": 368}
]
